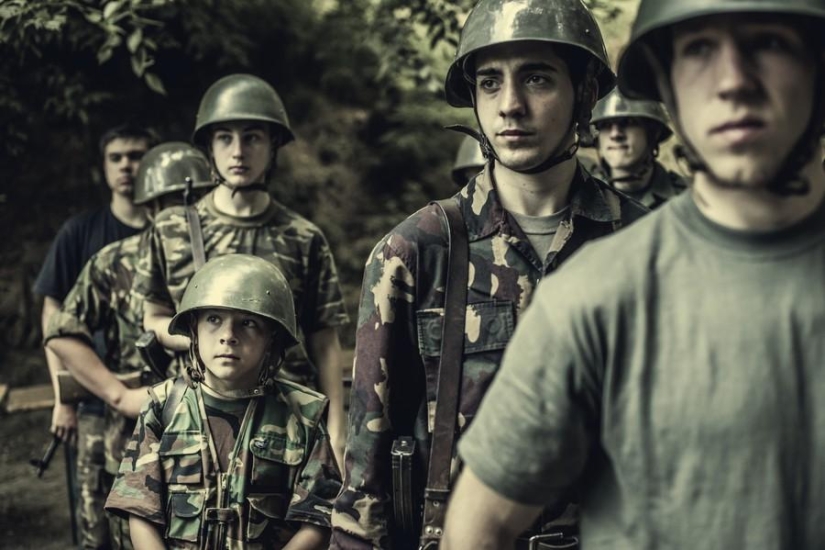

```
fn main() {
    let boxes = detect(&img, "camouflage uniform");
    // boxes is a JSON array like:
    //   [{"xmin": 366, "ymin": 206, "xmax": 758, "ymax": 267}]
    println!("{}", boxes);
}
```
[
  {"xmin": 591, "ymin": 161, "xmax": 687, "ymax": 210},
  {"xmin": 45, "ymin": 232, "xmax": 162, "ymax": 550},
  {"xmin": 105, "ymin": 377, "xmax": 342, "ymax": 549},
  {"xmin": 330, "ymin": 165, "xmax": 647, "ymax": 548},
  {"xmin": 133, "ymin": 189, "xmax": 349, "ymax": 388}
]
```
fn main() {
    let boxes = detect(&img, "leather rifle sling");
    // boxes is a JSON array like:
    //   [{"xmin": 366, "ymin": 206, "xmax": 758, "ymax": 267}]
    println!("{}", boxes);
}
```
[
  {"xmin": 185, "ymin": 205, "xmax": 207, "ymax": 270},
  {"xmin": 419, "ymin": 198, "xmax": 469, "ymax": 547}
]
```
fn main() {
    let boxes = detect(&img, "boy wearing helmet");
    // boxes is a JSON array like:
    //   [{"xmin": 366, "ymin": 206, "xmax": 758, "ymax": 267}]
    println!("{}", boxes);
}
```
[
  {"xmin": 136, "ymin": 75, "xmax": 349, "ymax": 467},
  {"xmin": 591, "ymin": 88, "xmax": 686, "ymax": 208},
  {"xmin": 332, "ymin": 0, "xmax": 646, "ymax": 548},
  {"xmin": 106, "ymin": 254, "xmax": 341, "ymax": 549},
  {"xmin": 451, "ymin": 135, "xmax": 486, "ymax": 186},
  {"xmin": 45, "ymin": 142, "xmax": 214, "ymax": 549},
  {"xmin": 445, "ymin": 0, "xmax": 825, "ymax": 548}
]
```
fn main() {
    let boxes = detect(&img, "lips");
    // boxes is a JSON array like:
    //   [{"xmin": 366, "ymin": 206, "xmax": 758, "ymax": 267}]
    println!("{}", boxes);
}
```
[
  {"xmin": 710, "ymin": 117, "xmax": 765, "ymax": 135},
  {"xmin": 498, "ymin": 129, "xmax": 533, "ymax": 137},
  {"xmin": 215, "ymin": 354, "xmax": 240, "ymax": 360}
]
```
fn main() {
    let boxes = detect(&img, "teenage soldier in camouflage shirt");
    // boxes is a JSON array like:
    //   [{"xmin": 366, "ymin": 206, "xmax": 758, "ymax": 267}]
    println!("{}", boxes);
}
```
[
  {"xmin": 45, "ymin": 142, "xmax": 214, "ymax": 549},
  {"xmin": 331, "ymin": 1, "xmax": 647, "ymax": 548},
  {"xmin": 106, "ymin": 254, "xmax": 341, "ymax": 549},
  {"xmin": 137, "ymin": 74, "xmax": 349, "ymax": 468},
  {"xmin": 591, "ymin": 87, "xmax": 687, "ymax": 209}
]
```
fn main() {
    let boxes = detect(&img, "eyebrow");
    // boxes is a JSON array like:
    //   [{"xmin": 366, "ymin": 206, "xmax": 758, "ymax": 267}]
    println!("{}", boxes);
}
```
[
  {"xmin": 476, "ymin": 62, "xmax": 560, "ymax": 77},
  {"xmin": 213, "ymin": 124, "xmax": 267, "ymax": 133}
]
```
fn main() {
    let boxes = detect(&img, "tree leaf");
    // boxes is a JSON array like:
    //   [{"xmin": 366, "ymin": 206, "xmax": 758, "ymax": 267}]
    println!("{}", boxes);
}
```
[
  {"xmin": 97, "ymin": 46, "xmax": 113, "ymax": 64},
  {"xmin": 103, "ymin": 1, "xmax": 124, "ymax": 20},
  {"xmin": 144, "ymin": 72, "xmax": 166, "ymax": 95},
  {"xmin": 127, "ymin": 28, "xmax": 142, "ymax": 53},
  {"xmin": 85, "ymin": 10, "xmax": 102, "ymax": 23}
]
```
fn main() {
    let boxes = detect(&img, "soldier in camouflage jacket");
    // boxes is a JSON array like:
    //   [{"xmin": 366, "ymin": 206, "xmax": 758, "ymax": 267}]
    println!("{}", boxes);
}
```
[{"xmin": 106, "ymin": 254, "xmax": 341, "ymax": 549}]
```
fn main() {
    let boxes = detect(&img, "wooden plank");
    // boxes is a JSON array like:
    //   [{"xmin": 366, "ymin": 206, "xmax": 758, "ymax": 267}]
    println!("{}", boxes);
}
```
[{"xmin": 4, "ymin": 384, "xmax": 54, "ymax": 413}]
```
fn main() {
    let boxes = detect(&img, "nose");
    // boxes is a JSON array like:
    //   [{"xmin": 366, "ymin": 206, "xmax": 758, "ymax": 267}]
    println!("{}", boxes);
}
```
[
  {"xmin": 716, "ymin": 39, "xmax": 759, "ymax": 101},
  {"xmin": 607, "ymin": 122, "xmax": 625, "ymax": 140},
  {"xmin": 219, "ymin": 322, "xmax": 239, "ymax": 345},
  {"xmin": 499, "ymin": 79, "xmax": 526, "ymax": 118},
  {"xmin": 231, "ymin": 134, "xmax": 244, "ymax": 158}
]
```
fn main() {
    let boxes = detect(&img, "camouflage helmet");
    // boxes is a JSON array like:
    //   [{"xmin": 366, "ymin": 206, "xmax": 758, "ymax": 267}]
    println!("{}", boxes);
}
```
[
  {"xmin": 618, "ymin": 0, "xmax": 825, "ymax": 101},
  {"xmin": 590, "ymin": 88, "xmax": 673, "ymax": 143},
  {"xmin": 169, "ymin": 254, "xmax": 299, "ymax": 350},
  {"xmin": 133, "ymin": 142, "xmax": 213, "ymax": 205},
  {"xmin": 451, "ymin": 135, "xmax": 486, "ymax": 184},
  {"xmin": 445, "ymin": 0, "xmax": 615, "ymax": 108},
  {"xmin": 192, "ymin": 74, "xmax": 295, "ymax": 148}
]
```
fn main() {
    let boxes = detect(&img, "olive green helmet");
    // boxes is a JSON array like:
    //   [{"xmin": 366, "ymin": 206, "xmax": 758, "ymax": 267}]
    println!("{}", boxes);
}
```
[
  {"xmin": 192, "ymin": 74, "xmax": 295, "ymax": 148},
  {"xmin": 590, "ymin": 88, "xmax": 673, "ymax": 143},
  {"xmin": 169, "ymin": 254, "xmax": 299, "ymax": 350},
  {"xmin": 451, "ymin": 135, "xmax": 486, "ymax": 185},
  {"xmin": 133, "ymin": 142, "xmax": 213, "ymax": 205},
  {"xmin": 444, "ymin": 0, "xmax": 615, "ymax": 107},
  {"xmin": 618, "ymin": 0, "xmax": 825, "ymax": 101}
]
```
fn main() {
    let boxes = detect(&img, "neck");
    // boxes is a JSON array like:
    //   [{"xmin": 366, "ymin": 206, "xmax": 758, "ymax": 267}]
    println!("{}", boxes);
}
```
[
  {"xmin": 692, "ymin": 156, "xmax": 825, "ymax": 231},
  {"xmin": 493, "ymin": 157, "xmax": 577, "ymax": 216},
  {"xmin": 213, "ymin": 183, "xmax": 271, "ymax": 217},
  {"xmin": 110, "ymin": 194, "xmax": 146, "ymax": 228},
  {"xmin": 611, "ymin": 162, "xmax": 654, "ymax": 193}
]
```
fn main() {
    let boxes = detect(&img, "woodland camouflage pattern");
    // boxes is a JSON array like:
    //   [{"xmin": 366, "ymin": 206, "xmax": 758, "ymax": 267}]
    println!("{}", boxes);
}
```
[
  {"xmin": 330, "ymin": 165, "xmax": 647, "ymax": 549},
  {"xmin": 133, "ymin": 189, "xmax": 349, "ymax": 388},
  {"xmin": 105, "ymin": 377, "xmax": 342, "ymax": 549}
]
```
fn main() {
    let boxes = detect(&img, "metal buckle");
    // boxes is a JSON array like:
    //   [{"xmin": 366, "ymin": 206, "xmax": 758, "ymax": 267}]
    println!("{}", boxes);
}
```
[{"xmin": 528, "ymin": 532, "xmax": 565, "ymax": 550}]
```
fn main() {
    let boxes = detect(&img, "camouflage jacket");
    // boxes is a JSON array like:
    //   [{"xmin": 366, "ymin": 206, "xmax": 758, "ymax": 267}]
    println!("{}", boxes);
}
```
[
  {"xmin": 44, "ymin": 231, "xmax": 165, "ymax": 474},
  {"xmin": 591, "ymin": 161, "xmax": 688, "ymax": 210},
  {"xmin": 105, "ymin": 377, "xmax": 342, "ymax": 549},
  {"xmin": 133, "ymin": 189, "xmax": 350, "ymax": 388},
  {"xmin": 331, "ymin": 165, "xmax": 647, "ymax": 549}
]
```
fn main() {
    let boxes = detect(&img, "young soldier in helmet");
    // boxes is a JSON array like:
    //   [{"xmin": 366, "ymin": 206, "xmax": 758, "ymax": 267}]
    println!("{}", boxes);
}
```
[
  {"xmin": 136, "ymin": 74, "xmax": 350, "ymax": 468},
  {"xmin": 331, "ymin": 1, "xmax": 646, "ymax": 548},
  {"xmin": 451, "ymin": 134, "xmax": 486, "ymax": 186},
  {"xmin": 106, "ymin": 254, "xmax": 341, "ymax": 549},
  {"xmin": 591, "ymin": 87, "xmax": 686, "ymax": 209},
  {"xmin": 444, "ymin": 0, "xmax": 825, "ymax": 548},
  {"xmin": 45, "ymin": 142, "xmax": 214, "ymax": 549}
]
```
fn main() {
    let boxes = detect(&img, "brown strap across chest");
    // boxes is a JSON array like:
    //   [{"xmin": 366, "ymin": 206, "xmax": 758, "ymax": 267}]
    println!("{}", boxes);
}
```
[
  {"xmin": 419, "ymin": 198, "xmax": 469, "ymax": 548},
  {"xmin": 185, "ymin": 205, "xmax": 207, "ymax": 270}
]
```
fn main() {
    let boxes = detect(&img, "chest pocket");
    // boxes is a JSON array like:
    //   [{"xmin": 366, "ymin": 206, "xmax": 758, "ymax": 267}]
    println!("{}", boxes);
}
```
[
  {"xmin": 247, "ymin": 433, "xmax": 306, "ymax": 541},
  {"xmin": 158, "ymin": 432, "xmax": 206, "ymax": 544},
  {"xmin": 416, "ymin": 300, "xmax": 515, "ymax": 357}
]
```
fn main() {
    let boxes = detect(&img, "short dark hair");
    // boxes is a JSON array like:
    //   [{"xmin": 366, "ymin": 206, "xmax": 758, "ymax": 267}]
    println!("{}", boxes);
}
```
[{"xmin": 98, "ymin": 122, "xmax": 159, "ymax": 156}]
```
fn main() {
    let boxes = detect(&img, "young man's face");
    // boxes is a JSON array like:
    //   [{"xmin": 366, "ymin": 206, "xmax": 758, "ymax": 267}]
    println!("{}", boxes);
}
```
[
  {"xmin": 474, "ymin": 41, "xmax": 576, "ymax": 172},
  {"xmin": 596, "ymin": 118, "xmax": 650, "ymax": 172},
  {"xmin": 103, "ymin": 138, "xmax": 149, "ymax": 199},
  {"xmin": 671, "ymin": 16, "xmax": 816, "ymax": 187},
  {"xmin": 196, "ymin": 308, "xmax": 273, "ymax": 392},
  {"xmin": 210, "ymin": 121, "xmax": 272, "ymax": 187}
]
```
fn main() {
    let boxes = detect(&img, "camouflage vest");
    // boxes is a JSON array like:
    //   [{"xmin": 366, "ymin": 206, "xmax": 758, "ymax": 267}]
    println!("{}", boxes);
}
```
[{"xmin": 149, "ymin": 377, "xmax": 328, "ymax": 549}]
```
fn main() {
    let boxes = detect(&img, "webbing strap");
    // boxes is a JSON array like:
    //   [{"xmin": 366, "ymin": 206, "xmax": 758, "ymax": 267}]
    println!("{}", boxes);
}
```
[{"xmin": 185, "ymin": 205, "xmax": 207, "ymax": 270}]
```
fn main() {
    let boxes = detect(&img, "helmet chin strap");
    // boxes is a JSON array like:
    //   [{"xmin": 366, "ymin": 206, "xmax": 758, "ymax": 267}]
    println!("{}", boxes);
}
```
[
  {"xmin": 605, "ymin": 151, "xmax": 656, "ymax": 186},
  {"xmin": 642, "ymin": 41, "xmax": 821, "ymax": 197}
]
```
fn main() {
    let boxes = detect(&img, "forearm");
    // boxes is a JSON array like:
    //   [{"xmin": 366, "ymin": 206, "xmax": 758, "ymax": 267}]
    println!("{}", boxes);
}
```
[
  {"xmin": 48, "ymin": 337, "xmax": 144, "ymax": 416},
  {"xmin": 307, "ymin": 327, "xmax": 345, "ymax": 461},
  {"xmin": 128, "ymin": 515, "xmax": 166, "ymax": 550},
  {"xmin": 442, "ymin": 467, "xmax": 541, "ymax": 550},
  {"xmin": 42, "ymin": 297, "xmax": 67, "ymax": 381},
  {"xmin": 143, "ymin": 301, "xmax": 189, "ymax": 351},
  {"xmin": 283, "ymin": 524, "xmax": 328, "ymax": 550}
]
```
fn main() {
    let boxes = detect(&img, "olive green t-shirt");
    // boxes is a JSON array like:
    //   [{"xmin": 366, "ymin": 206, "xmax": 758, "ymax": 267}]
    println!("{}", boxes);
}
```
[{"xmin": 460, "ymin": 191, "xmax": 825, "ymax": 549}]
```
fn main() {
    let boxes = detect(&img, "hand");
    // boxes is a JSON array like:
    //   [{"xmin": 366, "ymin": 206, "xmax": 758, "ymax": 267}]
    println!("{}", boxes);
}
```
[
  {"xmin": 113, "ymin": 387, "xmax": 150, "ymax": 419},
  {"xmin": 51, "ymin": 404, "xmax": 77, "ymax": 444}
]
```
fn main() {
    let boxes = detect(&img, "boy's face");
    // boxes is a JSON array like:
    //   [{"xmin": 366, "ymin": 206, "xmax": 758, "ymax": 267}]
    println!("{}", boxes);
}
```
[
  {"xmin": 209, "ymin": 120, "xmax": 272, "ymax": 187},
  {"xmin": 596, "ymin": 118, "xmax": 650, "ymax": 172},
  {"xmin": 196, "ymin": 308, "xmax": 273, "ymax": 392},
  {"xmin": 104, "ymin": 137, "xmax": 149, "ymax": 199}
]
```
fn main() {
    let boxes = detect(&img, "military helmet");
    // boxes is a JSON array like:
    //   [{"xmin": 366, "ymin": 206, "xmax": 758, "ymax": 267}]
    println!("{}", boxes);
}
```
[
  {"xmin": 192, "ymin": 74, "xmax": 295, "ymax": 148},
  {"xmin": 169, "ymin": 254, "xmax": 299, "ymax": 350},
  {"xmin": 445, "ymin": 0, "xmax": 615, "ymax": 107},
  {"xmin": 590, "ymin": 88, "xmax": 673, "ymax": 143},
  {"xmin": 451, "ymin": 135, "xmax": 486, "ymax": 184},
  {"xmin": 618, "ymin": 0, "xmax": 825, "ymax": 101},
  {"xmin": 133, "ymin": 142, "xmax": 213, "ymax": 205}
]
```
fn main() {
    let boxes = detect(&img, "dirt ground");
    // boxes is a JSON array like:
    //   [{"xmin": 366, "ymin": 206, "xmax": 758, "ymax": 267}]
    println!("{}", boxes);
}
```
[{"xmin": 1, "ymin": 349, "xmax": 74, "ymax": 550}]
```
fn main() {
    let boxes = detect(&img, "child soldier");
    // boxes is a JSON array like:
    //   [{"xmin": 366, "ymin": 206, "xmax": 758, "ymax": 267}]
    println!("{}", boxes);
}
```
[{"xmin": 106, "ymin": 254, "xmax": 341, "ymax": 549}]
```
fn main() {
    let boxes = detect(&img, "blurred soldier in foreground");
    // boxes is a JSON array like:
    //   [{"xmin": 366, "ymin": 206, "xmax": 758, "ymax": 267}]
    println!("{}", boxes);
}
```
[
  {"xmin": 34, "ymin": 122, "xmax": 155, "ymax": 549},
  {"xmin": 451, "ymin": 135, "xmax": 486, "ymax": 186},
  {"xmin": 591, "ymin": 88, "xmax": 686, "ymax": 208},
  {"xmin": 136, "ymin": 74, "xmax": 350, "ymax": 468},
  {"xmin": 106, "ymin": 255, "xmax": 341, "ymax": 549},
  {"xmin": 331, "ymin": 0, "xmax": 646, "ymax": 548},
  {"xmin": 444, "ymin": 0, "xmax": 825, "ymax": 548},
  {"xmin": 46, "ymin": 142, "xmax": 213, "ymax": 549}
]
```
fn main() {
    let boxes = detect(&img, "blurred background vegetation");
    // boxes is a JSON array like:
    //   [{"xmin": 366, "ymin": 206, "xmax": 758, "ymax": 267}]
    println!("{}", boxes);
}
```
[{"xmin": 0, "ymin": 0, "xmax": 645, "ymax": 352}]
